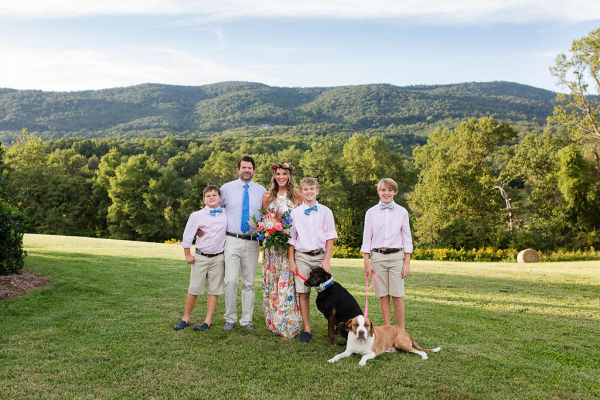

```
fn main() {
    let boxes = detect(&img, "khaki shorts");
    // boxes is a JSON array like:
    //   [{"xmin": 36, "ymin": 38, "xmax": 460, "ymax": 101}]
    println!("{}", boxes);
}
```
[
  {"xmin": 188, "ymin": 252, "xmax": 225, "ymax": 296},
  {"xmin": 371, "ymin": 251, "xmax": 405, "ymax": 298},
  {"xmin": 293, "ymin": 251, "xmax": 325, "ymax": 294}
]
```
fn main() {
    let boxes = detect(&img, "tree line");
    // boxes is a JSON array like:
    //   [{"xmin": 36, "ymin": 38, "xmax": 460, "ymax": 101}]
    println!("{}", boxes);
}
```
[{"xmin": 3, "ymin": 114, "xmax": 599, "ymax": 254}]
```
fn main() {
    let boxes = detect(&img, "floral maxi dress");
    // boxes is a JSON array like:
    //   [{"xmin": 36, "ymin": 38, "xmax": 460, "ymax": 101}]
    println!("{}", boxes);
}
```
[{"xmin": 262, "ymin": 194, "xmax": 302, "ymax": 338}]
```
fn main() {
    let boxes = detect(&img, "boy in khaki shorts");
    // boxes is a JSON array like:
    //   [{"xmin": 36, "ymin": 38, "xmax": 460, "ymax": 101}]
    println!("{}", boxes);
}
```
[
  {"xmin": 288, "ymin": 178, "xmax": 338, "ymax": 343},
  {"xmin": 174, "ymin": 185, "xmax": 227, "ymax": 332},
  {"xmin": 361, "ymin": 178, "xmax": 413, "ymax": 329}
]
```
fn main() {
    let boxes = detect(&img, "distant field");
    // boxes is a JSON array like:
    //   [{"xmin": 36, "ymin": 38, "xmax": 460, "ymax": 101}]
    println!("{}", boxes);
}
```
[{"xmin": 1, "ymin": 234, "xmax": 599, "ymax": 399}]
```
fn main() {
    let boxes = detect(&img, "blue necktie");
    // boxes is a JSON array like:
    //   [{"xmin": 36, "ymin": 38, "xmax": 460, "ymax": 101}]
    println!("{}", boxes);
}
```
[
  {"xmin": 210, "ymin": 208, "xmax": 223, "ymax": 216},
  {"xmin": 241, "ymin": 184, "xmax": 249, "ymax": 233},
  {"xmin": 380, "ymin": 203, "xmax": 394, "ymax": 210},
  {"xmin": 305, "ymin": 205, "xmax": 318, "ymax": 215}
]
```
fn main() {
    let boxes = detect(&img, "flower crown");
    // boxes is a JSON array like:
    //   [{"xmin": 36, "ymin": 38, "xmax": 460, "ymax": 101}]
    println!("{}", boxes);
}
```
[{"xmin": 270, "ymin": 162, "xmax": 295, "ymax": 172}]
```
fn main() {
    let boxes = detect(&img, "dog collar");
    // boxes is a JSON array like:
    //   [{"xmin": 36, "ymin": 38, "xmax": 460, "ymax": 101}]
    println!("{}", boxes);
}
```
[{"xmin": 315, "ymin": 278, "xmax": 334, "ymax": 292}]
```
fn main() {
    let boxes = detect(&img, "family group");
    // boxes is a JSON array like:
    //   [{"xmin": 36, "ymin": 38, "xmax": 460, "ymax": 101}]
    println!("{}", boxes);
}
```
[{"xmin": 174, "ymin": 156, "xmax": 413, "ymax": 343}]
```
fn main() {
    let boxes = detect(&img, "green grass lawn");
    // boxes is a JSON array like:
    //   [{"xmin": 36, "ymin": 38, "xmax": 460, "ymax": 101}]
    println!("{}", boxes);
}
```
[{"xmin": 1, "ymin": 234, "xmax": 599, "ymax": 399}]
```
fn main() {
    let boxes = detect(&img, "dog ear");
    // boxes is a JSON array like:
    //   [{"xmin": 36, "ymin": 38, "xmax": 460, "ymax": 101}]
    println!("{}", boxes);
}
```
[
  {"xmin": 366, "ymin": 318, "xmax": 374, "ymax": 337},
  {"xmin": 345, "ymin": 318, "xmax": 354, "ymax": 332}
]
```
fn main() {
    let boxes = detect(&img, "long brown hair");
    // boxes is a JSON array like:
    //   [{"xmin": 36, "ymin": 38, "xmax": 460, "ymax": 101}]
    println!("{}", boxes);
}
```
[{"xmin": 266, "ymin": 167, "xmax": 297, "ymax": 205}]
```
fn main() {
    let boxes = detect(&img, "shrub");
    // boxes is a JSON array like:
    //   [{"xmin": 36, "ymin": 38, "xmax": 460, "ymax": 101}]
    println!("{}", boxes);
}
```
[
  {"xmin": 1, "ymin": 143, "xmax": 28, "ymax": 275},
  {"xmin": 0, "ymin": 198, "xmax": 28, "ymax": 275},
  {"xmin": 332, "ymin": 245, "xmax": 362, "ymax": 259},
  {"xmin": 330, "ymin": 245, "xmax": 600, "ymax": 262}
]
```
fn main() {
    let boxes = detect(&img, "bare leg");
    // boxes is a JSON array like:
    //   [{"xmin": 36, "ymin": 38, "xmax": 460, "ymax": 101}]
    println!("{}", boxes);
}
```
[
  {"xmin": 392, "ymin": 296, "xmax": 405, "ymax": 329},
  {"xmin": 204, "ymin": 294, "xmax": 218, "ymax": 325},
  {"xmin": 380, "ymin": 295, "xmax": 392, "ymax": 325},
  {"xmin": 299, "ymin": 292, "xmax": 311, "ymax": 333},
  {"xmin": 182, "ymin": 293, "xmax": 198, "ymax": 323}
]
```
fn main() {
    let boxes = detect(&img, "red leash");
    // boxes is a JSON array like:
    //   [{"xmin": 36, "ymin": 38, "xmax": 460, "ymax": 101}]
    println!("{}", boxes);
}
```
[
  {"xmin": 364, "ymin": 273, "xmax": 374, "ymax": 318},
  {"xmin": 294, "ymin": 270, "xmax": 307, "ymax": 281}
]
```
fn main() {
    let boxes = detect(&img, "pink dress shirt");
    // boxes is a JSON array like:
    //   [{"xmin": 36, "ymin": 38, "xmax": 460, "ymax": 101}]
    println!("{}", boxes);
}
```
[
  {"xmin": 360, "ymin": 202, "xmax": 413, "ymax": 254},
  {"xmin": 288, "ymin": 202, "xmax": 338, "ymax": 252},
  {"xmin": 181, "ymin": 207, "xmax": 227, "ymax": 254}
]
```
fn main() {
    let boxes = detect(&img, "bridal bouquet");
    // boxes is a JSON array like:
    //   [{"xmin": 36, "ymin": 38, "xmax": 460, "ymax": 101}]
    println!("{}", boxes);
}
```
[{"xmin": 250, "ymin": 208, "xmax": 293, "ymax": 251}]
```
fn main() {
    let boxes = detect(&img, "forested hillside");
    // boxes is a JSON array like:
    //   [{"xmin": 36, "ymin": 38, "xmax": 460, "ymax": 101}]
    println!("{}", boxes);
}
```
[{"xmin": 0, "ymin": 81, "xmax": 555, "ymax": 144}]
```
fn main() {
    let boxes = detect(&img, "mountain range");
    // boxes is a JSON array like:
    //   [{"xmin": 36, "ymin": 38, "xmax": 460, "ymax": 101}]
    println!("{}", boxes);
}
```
[{"xmin": 0, "ymin": 81, "xmax": 557, "ymax": 142}]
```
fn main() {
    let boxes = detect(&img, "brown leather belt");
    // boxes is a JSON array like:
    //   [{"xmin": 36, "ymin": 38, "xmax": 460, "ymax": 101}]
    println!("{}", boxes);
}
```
[
  {"xmin": 226, "ymin": 232, "xmax": 254, "ymax": 241},
  {"xmin": 195, "ymin": 249, "xmax": 224, "ymax": 258},
  {"xmin": 299, "ymin": 249, "xmax": 325, "ymax": 256},
  {"xmin": 372, "ymin": 248, "xmax": 401, "ymax": 255}
]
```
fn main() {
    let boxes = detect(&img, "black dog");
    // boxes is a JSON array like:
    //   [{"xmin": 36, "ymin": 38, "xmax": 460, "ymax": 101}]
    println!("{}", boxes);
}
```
[{"xmin": 304, "ymin": 267, "xmax": 363, "ymax": 345}]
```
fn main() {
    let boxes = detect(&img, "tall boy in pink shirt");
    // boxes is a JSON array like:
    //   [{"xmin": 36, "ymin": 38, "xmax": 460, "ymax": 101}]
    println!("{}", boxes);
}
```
[
  {"xmin": 288, "ymin": 178, "xmax": 338, "ymax": 343},
  {"xmin": 175, "ymin": 185, "xmax": 227, "ymax": 332},
  {"xmin": 361, "ymin": 178, "xmax": 413, "ymax": 329}
]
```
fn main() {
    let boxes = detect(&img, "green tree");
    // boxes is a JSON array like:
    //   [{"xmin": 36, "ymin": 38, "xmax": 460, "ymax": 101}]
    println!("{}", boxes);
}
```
[
  {"xmin": 91, "ymin": 149, "xmax": 126, "ymax": 237},
  {"xmin": 107, "ymin": 154, "xmax": 161, "ymax": 241},
  {"xmin": 3, "ymin": 129, "xmax": 47, "ymax": 169},
  {"xmin": 409, "ymin": 117, "xmax": 517, "ymax": 248},
  {"xmin": 549, "ymin": 27, "xmax": 600, "ymax": 172},
  {"xmin": 144, "ymin": 167, "xmax": 186, "ymax": 240},
  {"xmin": 199, "ymin": 151, "xmax": 239, "ymax": 186},
  {"xmin": 508, "ymin": 132, "xmax": 600, "ymax": 249}
]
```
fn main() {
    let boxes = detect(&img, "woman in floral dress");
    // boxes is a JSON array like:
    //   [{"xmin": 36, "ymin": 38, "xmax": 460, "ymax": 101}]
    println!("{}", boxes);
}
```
[{"xmin": 261, "ymin": 162, "xmax": 303, "ymax": 338}]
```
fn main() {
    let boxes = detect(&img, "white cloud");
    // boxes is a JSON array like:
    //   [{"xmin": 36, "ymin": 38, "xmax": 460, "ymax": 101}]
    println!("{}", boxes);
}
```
[
  {"xmin": 1, "ymin": 0, "xmax": 599, "ymax": 24},
  {"xmin": 0, "ymin": 45, "xmax": 276, "ymax": 91}
]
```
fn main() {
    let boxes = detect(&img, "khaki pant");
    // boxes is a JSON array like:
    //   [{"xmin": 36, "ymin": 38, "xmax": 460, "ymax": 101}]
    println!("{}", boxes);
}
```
[
  {"xmin": 189, "ymin": 252, "xmax": 225, "ymax": 296},
  {"xmin": 371, "ymin": 251, "xmax": 405, "ymax": 297},
  {"xmin": 293, "ymin": 251, "xmax": 325, "ymax": 294},
  {"xmin": 223, "ymin": 236, "xmax": 260, "ymax": 325}
]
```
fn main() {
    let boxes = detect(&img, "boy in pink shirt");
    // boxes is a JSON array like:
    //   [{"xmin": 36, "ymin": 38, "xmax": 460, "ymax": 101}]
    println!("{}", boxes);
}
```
[
  {"xmin": 174, "ymin": 185, "xmax": 227, "ymax": 332},
  {"xmin": 288, "ymin": 178, "xmax": 338, "ymax": 343},
  {"xmin": 361, "ymin": 178, "xmax": 413, "ymax": 329}
]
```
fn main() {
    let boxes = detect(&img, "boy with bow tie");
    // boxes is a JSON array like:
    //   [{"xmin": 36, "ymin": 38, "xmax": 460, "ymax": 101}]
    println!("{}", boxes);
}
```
[
  {"xmin": 361, "ymin": 178, "xmax": 413, "ymax": 330},
  {"xmin": 174, "ymin": 185, "xmax": 227, "ymax": 332},
  {"xmin": 288, "ymin": 178, "xmax": 338, "ymax": 343}
]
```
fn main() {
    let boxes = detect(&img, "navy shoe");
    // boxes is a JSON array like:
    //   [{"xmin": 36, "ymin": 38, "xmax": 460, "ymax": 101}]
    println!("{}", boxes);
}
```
[
  {"xmin": 193, "ymin": 322, "xmax": 213, "ymax": 331},
  {"xmin": 300, "ymin": 331, "xmax": 311, "ymax": 343},
  {"xmin": 241, "ymin": 323, "xmax": 255, "ymax": 331},
  {"xmin": 174, "ymin": 320, "xmax": 189, "ymax": 331}
]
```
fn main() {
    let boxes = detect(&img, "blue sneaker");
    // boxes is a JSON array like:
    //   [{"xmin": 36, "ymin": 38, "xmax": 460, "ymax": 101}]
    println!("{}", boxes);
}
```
[
  {"xmin": 300, "ymin": 331, "xmax": 311, "ymax": 342},
  {"xmin": 224, "ymin": 322, "xmax": 235, "ymax": 330},
  {"xmin": 194, "ymin": 322, "xmax": 213, "ymax": 331},
  {"xmin": 174, "ymin": 320, "xmax": 188, "ymax": 331},
  {"xmin": 241, "ymin": 323, "xmax": 255, "ymax": 331}
]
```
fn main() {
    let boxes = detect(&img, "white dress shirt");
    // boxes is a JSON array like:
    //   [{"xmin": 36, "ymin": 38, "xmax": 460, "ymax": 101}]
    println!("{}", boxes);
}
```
[
  {"xmin": 288, "ymin": 201, "xmax": 338, "ymax": 252},
  {"xmin": 181, "ymin": 207, "xmax": 227, "ymax": 254},
  {"xmin": 360, "ymin": 201, "xmax": 413, "ymax": 254}
]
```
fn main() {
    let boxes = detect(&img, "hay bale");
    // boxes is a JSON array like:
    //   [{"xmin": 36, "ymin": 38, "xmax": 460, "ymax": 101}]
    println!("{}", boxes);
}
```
[{"xmin": 517, "ymin": 248, "xmax": 540, "ymax": 263}]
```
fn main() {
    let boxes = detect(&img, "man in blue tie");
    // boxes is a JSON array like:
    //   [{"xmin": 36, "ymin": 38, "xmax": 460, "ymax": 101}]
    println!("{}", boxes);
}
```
[{"xmin": 219, "ymin": 156, "xmax": 266, "ymax": 331}]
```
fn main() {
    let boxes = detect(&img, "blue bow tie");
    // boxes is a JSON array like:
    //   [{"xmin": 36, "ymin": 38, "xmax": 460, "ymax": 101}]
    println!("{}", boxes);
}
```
[
  {"xmin": 380, "ymin": 203, "xmax": 394, "ymax": 210},
  {"xmin": 210, "ymin": 208, "xmax": 223, "ymax": 216},
  {"xmin": 305, "ymin": 205, "xmax": 318, "ymax": 215}
]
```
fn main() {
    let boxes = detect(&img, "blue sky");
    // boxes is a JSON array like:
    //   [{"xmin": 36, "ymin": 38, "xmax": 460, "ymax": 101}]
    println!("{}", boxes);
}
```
[{"xmin": 1, "ymin": 1, "xmax": 599, "ymax": 92}]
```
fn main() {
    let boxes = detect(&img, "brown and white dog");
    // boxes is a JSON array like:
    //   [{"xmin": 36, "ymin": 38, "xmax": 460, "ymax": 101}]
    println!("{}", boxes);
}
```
[{"xmin": 328, "ymin": 315, "xmax": 441, "ymax": 366}]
